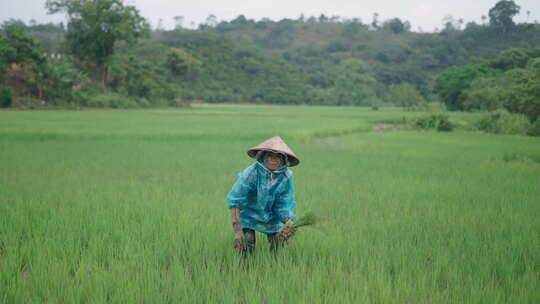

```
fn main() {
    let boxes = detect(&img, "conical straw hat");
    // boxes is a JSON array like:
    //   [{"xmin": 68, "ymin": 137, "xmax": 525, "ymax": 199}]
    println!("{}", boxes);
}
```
[{"xmin": 247, "ymin": 136, "xmax": 300, "ymax": 167}]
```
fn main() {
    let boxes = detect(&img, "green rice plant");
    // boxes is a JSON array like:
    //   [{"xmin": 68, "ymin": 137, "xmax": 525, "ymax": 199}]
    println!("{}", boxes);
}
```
[
  {"xmin": 294, "ymin": 211, "xmax": 323, "ymax": 228},
  {"xmin": 0, "ymin": 104, "xmax": 538, "ymax": 303},
  {"xmin": 503, "ymin": 152, "xmax": 540, "ymax": 163},
  {"xmin": 277, "ymin": 212, "xmax": 324, "ymax": 242}
]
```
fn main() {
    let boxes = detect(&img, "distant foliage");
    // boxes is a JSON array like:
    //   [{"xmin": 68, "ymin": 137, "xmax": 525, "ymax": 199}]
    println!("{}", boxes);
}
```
[
  {"xmin": 166, "ymin": 48, "xmax": 200, "ymax": 76},
  {"xmin": 332, "ymin": 59, "xmax": 379, "ymax": 106},
  {"xmin": 159, "ymin": 30, "xmax": 308, "ymax": 104},
  {"xmin": 488, "ymin": 0, "xmax": 520, "ymax": 32},
  {"xmin": 0, "ymin": 85, "xmax": 12, "ymax": 107},
  {"xmin": 381, "ymin": 18, "xmax": 411, "ymax": 34},
  {"xmin": 82, "ymin": 93, "xmax": 173, "ymax": 108},
  {"xmin": 503, "ymin": 58, "xmax": 540, "ymax": 122},
  {"xmin": 434, "ymin": 64, "xmax": 498, "ymax": 110},
  {"xmin": 83, "ymin": 93, "xmax": 138, "ymax": 108},
  {"xmin": 387, "ymin": 83, "xmax": 427, "ymax": 111},
  {"xmin": 414, "ymin": 114, "xmax": 454, "ymax": 132},
  {"xmin": 476, "ymin": 110, "xmax": 531, "ymax": 135},
  {"xmin": 46, "ymin": 0, "xmax": 149, "ymax": 84},
  {"xmin": 3, "ymin": 0, "xmax": 540, "ymax": 108},
  {"xmin": 435, "ymin": 47, "xmax": 540, "ymax": 122},
  {"xmin": 109, "ymin": 55, "xmax": 177, "ymax": 102},
  {"xmin": 0, "ymin": 24, "xmax": 46, "ymax": 67},
  {"xmin": 0, "ymin": 24, "xmax": 82, "ymax": 105},
  {"xmin": 488, "ymin": 48, "xmax": 529, "ymax": 70},
  {"xmin": 41, "ymin": 60, "xmax": 88, "ymax": 105},
  {"xmin": 462, "ymin": 77, "xmax": 508, "ymax": 111},
  {"xmin": 528, "ymin": 119, "xmax": 540, "ymax": 136}
]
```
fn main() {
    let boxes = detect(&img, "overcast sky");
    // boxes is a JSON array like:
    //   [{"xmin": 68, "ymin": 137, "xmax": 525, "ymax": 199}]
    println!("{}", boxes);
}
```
[{"xmin": 1, "ymin": 0, "xmax": 539, "ymax": 32}]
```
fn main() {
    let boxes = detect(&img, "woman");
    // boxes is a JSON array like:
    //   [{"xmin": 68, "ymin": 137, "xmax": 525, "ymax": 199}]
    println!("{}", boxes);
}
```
[{"xmin": 227, "ymin": 136, "xmax": 300, "ymax": 255}]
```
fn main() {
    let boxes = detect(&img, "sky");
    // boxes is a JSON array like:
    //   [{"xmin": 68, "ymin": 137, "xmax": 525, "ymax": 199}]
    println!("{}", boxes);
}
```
[{"xmin": 1, "ymin": 0, "xmax": 539, "ymax": 32}]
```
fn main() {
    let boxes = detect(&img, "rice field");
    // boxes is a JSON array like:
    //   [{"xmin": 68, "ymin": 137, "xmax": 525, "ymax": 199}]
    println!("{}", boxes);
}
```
[{"xmin": 1, "ymin": 104, "xmax": 539, "ymax": 303}]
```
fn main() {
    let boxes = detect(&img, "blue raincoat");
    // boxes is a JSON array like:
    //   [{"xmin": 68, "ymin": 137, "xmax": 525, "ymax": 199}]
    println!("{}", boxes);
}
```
[{"xmin": 227, "ymin": 153, "xmax": 297, "ymax": 234}]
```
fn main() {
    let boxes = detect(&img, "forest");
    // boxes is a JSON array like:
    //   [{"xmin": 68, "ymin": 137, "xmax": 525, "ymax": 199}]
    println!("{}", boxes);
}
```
[{"xmin": 0, "ymin": 0, "xmax": 539, "ymax": 128}]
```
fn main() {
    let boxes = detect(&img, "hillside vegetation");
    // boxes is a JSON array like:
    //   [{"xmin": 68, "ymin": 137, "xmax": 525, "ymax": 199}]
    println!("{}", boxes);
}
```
[{"xmin": 0, "ymin": 0, "xmax": 539, "ymax": 121}]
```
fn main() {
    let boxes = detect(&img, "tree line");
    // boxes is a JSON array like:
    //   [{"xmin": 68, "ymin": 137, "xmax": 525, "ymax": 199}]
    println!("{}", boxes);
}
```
[{"xmin": 0, "ymin": 0, "xmax": 538, "ymax": 121}]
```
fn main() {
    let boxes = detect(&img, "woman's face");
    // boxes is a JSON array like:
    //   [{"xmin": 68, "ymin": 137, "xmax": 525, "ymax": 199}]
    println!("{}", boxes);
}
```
[{"xmin": 265, "ymin": 152, "xmax": 283, "ymax": 171}]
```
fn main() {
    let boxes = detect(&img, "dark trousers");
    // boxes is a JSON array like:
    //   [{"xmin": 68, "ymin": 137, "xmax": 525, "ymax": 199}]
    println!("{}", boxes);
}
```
[{"xmin": 241, "ymin": 228, "xmax": 281, "ymax": 256}]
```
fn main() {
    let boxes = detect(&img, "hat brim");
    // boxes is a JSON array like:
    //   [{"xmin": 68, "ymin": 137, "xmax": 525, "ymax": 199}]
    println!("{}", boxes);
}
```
[{"xmin": 247, "ymin": 148, "xmax": 300, "ymax": 167}]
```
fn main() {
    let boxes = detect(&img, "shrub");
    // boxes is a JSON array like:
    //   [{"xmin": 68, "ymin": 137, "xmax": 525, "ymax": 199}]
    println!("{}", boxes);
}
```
[
  {"xmin": 136, "ymin": 97, "xmax": 151, "ymax": 108},
  {"xmin": 528, "ymin": 119, "xmax": 540, "ymax": 137},
  {"xmin": 371, "ymin": 103, "xmax": 380, "ymax": 111},
  {"xmin": 436, "ymin": 117, "xmax": 454, "ymax": 132},
  {"xmin": 462, "ymin": 84, "xmax": 506, "ymax": 111},
  {"xmin": 84, "ymin": 93, "xmax": 138, "ymax": 108},
  {"xmin": 503, "ymin": 152, "xmax": 540, "ymax": 163},
  {"xmin": 11, "ymin": 96, "xmax": 43, "ymax": 108},
  {"xmin": 476, "ymin": 110, "xmax": 531, "ymax": 135},
  {"xmin": 388, "ymin": 83, "xmax": 428, "ymax": 111},
  {"xmin": 0, "ymin": 86, "xmax": 12, "ymax": 108},
  {"xmin": 414, "ymin": 114, "xmax": 454, "ymax": 132}
]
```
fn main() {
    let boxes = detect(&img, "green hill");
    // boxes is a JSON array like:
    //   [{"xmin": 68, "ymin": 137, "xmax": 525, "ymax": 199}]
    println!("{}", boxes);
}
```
[{"xmin": 2, "ymin": 0, "xmax": 540, "ymax": 107}]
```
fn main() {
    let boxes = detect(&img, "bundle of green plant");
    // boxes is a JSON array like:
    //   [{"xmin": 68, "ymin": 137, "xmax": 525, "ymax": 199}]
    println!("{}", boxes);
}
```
[
  {"xmin": 294, "ymin": 211, "xmax": 320, "ymax": 228},
  {"xmin": 277, "ymin": 212, "xmax": 321, "ymax": 242}
]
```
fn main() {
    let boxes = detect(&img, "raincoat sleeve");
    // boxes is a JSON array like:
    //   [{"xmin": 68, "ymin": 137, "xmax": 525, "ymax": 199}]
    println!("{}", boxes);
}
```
[
  {"xmin": 274, "ymin": 172, "xmax": 297, "ymax": 223},
  {"xmin": 227, "ymin": 166, "xmax": 256, "ymax": 209}
]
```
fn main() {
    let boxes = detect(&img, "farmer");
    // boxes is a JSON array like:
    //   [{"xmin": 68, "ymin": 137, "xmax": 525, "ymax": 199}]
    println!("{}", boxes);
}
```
[{"xmin": 227, "ymin": 136, "xmax": 300, "ymax": 255}]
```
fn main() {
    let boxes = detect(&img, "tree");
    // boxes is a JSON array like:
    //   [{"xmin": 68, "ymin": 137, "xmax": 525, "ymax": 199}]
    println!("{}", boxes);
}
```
[
  {"xmin": 382, "ymin": 18, "xmax": 410, "ymax": 34},
  {"xmin": 488, "ymin": 48, "xmax": 530, "ymax": 70},
  {"xmin": 318, "ymin": 14, "xmax": 328, "ymax": 23},
  {"xmin": 204, "ymin": 14, "xmax": 218, "ymax": 28},
  {"xmin": 387, "ymin": 83, "xmax": 427, "ymax": 111},
  {"xmin": 173, "ymin": 16, "xmax": 184, "ymax": 30},
  {"xmin": 342, "ymin": 18, "xmax": 366, "ymax": 38},
  {"xmin": 0, "ymin": 24, "xmax": 47, "ymax": 101},
  {"xmin": 371, "ymin": 13, "xmax": 379, "ymax": 29},
  {"xmin": 39, "ymin": 59, "xmax": 87, "ymax": 104},
  {"xmin": 45, "ymin": 0, "xmax": 149, "ymax": 85},
  {"xmin": 231, "ymin": 15, "xmax": 249, "ymax": 25},
  {"xmin": 434, "ymin": 64, "xmax": 498, "ymax": 110},
  {"xmin": 166, "ymin": 48, "xmax": 200, "ymax": 76},
  {"xmin": 462, "ymin": 77, "xmax": 508, "ymax": 111},
  {"xmin": 333, "ymin": 59, "xmax": 378, "ymax": 105},
  {"xmin": 0, "ymin": 24, "xmax": 45, "ymax": 68},
  {"xmin": 504, "ymin": 59, "xmax": 540, "ymax": 121},
  {"xmin": 442, "ymin": 15, "xmax": 458, "ymax": 32},
  {"xmin": 488, "ymin": 0, "xmax": 520, "ymax": 32}
]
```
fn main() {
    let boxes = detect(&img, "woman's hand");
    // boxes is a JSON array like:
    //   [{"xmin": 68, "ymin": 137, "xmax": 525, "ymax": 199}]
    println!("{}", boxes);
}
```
[
  {"xmin": 230, "ymin": 208, "xmax": 245, "ymax": 251},
  {"xmin": 277, "ymin": 219, "xmax": 297, "ymax": 241},
  {"xmin": 233, "ymin": 231, "xmax": 245, "ymax": 251},
  {"xmin": 283, "ymin": 219, "xmax": 295, "ymax": 230}
]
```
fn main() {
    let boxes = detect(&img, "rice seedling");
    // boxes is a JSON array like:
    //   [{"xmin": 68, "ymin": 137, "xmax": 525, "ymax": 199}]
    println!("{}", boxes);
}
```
[
  {"xmin": 0, "ymin": 104, "xmax": 538, "ymax": 303},
  {"xmin": 294, "ymin": 211, "xmax": 322, "ymax": 228}
]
